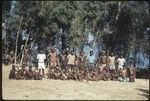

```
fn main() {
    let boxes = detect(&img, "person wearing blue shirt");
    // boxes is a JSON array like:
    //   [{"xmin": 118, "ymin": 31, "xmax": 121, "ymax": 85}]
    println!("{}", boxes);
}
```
[{"xmin": 87, "ymin": 51, "xmax": 95, "ymax": 68}]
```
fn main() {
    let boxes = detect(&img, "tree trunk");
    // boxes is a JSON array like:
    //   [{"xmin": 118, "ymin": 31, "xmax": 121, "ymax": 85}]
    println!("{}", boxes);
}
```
[{"xmin": 14, "ymin": 16, "xmax": 23, "ymax": 65}]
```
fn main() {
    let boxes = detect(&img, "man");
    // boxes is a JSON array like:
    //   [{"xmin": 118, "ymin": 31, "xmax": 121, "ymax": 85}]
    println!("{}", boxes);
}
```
[
  {"xmin": 48, "ymin": 48, "xmax": 57, "ymax": 67},
  {"xmin": 108, "ymin": 53, "xmax": 116, "ymax": 70},
  {"xmin": 37, "ymin": 50, "xmax": 46, "ymax": 77},
  {"xmin": 67, "ymin": 51, "xmax": 75, "ymax": 68},
  {"xmin": 23, "ymin": 46, "xmax": 30, "ymax": 65},
  {"xmin": 87, "ymin": 50, "xmax": 95, "ymax": 68},
  {"xmin": 79, "ymin": 50, "xmax": 86, "ymax": 69},
  {"xmin": 117, "ymin": 55, "xmax": 126, "ymax": 70},
  {"xmin": 100, "ymin": 51, "xmax": 107, "ymax": 68},
  {"xmin": 60, "ymin": 50, "xmax": 67, "ymax": 69}
]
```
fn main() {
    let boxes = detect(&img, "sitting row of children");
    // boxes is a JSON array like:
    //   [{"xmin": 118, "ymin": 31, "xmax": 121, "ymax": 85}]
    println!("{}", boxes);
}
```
[
  {"xmin": 9, "ymin": 64, "xmax": 42, "ymax": 80},
  {"xmin": 47, "ymin": 64, "xmax": 136, "ymax": 82},
  {"xmin": 9, "ymin": 63, "xmax": 136, "ymax": 82}
]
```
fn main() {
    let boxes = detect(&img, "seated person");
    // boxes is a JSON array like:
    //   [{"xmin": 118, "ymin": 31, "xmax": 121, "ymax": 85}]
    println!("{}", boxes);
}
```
[
  {"xmin": 33, "ymin": 66, "xmax": 42, "ymax": 80},
  {"xmin": 25, "ymin": 66, "xmax": 34, "ymax": 80},
  {"xmin": 9, "ymin": 65, "xmax": 17, "ymax": 79},
  {"xmin": 15, "ymin": 64, "xmax": 27, "ymax": 80}
]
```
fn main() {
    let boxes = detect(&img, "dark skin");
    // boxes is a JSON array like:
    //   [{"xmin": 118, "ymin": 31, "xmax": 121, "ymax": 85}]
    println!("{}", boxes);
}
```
[
  {"xmin": 100, "ymin": 53, "xmax": 107, "ymax": 64},
  {"xmin": 79, "ymin": 69, "xmax": 85, "ymax": 81},
  {"xmin": 79, "ymin": 51, "xmax": 86, "ymax": 68},
  {"xmin": 84, "ymin": 69, "xmax": 90, "ymax": 82},
  {"xmin": 47, "ymin": 67, "xmax": 54, "ymax": 79},
  {"xmin": 25, "ymin": 66, "xmax": 34, "ymax": 80},
  {"xmin": 74, "ymin": 68, "xmax": 81, "ymax": 81},
  {"xmin": 60, "ymin": 70, "xmax": 67, "ymax": 80},
  {"xmin": 102, "ymin": 67, "xmax": 108, "ymax": 81},
  {"xmin": 9, "ymin": 65, "xmax": 16, "ymax": 79},
  {"xmin": 33, "ymin": 67, "xmax": 42, "ymax": 80},
  {"xmin": 111, "ymin": 69, "xmax": 118, "ymax": 81},
  {"xmin": 129, "ymin": 64, "xmax": 136, "ymax": 82},
  {"xmin": 60, "ymin": 51, "xmax": 67, "ymax": 69},
  {"xmin": 53, "ymin": 67, "xmax": 61, "ymax": 79},
  {"xmin": 15, "ymin": 65, "xmax": 27, "ymax": 80}
]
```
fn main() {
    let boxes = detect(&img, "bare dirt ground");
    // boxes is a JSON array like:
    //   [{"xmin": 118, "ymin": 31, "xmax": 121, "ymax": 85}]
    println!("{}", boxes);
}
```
[{"xmin": 2, "ymin": 64, "xmax": 149, "ymax": 100}]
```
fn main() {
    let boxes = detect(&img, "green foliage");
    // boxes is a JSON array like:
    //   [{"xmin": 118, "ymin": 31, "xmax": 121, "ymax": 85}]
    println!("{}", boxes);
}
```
[{"xmin": 2, "ymin": 1, "xmax": 149, "ymax": 58}]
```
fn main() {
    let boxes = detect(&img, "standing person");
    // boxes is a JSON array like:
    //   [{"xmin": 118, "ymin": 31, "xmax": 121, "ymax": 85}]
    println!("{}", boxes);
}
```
[
  {"xmin": 87, "ymin": 50, "xmax": 95, "ymax": 68},
  {"xmin": 100, "ymin": 51, "xmax": 107, "ymax": 68},
  {"xmin": 117, "ymin": 55, "xmax": 126, "ymax": 70},
  {"xmin": 67, "ymin": 51, "xmax": 75, "ymax": 68},
  {"xmin": 37, "ymin": 50, "xmax": 46, "ymax": 77},
  {"xmin": 129, "ymin": 63, "xmax": 136, "ymax": 82},
  {"xmin": 122, "ymin": 65, "xmax": 128, "ymax": 83},
  {"xmin": 108, "ymin": 53, "xmax": 116, "ymax": 70},
  {"xmin": 79, "ymin": 50, "xmax": 86, "ymax": 69},
  {"xmin": 48, "ymin": 48, "xmax": 57, "ymax": 68},
  {"xmin": 23, "ymin": 46, "xmax": 30, "ymax": 65},
  {"xmin": 60, "ymin": 50, "xmax": 67, "ymax": 69}
]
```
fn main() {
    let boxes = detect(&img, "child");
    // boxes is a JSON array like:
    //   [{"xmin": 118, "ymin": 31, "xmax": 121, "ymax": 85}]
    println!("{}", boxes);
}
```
[
  {"xmin": 25, "ymin": 66, "xmax": 34, "ymax": 80},
  {"xmin": 111, "ymin": 69, "xmax": 118, "ymax": 81},
  {"xmin": 15, "ymin": 64, "xmax": 27, "ymax": 80},
  {"xmin": 47, "ymin": 67, "xmax": 53, "ymax": 79},
  {"xmin": 60, "ymin": 69, "xmax": 68, "ymax": 80},
  {"xmin": 129, "ymin": 63, "xmax": 136, "ymax": 82},
  {"xmin": 9, "ymin": 65, "xmax": 16, "ymax": 79},
  {"xmin": 33, "ymin": 66, "xmax": 42, "ymax": 80},
  {"xmin": 122, "ymin": 66, "xmax": 128, "ymax": 83}
]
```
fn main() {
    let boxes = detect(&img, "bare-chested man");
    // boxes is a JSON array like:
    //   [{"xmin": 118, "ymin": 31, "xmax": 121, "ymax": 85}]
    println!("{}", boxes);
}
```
[
  {"xmin": 79, "ymin": 50, "xmax": 86, "ymax": 69},
  {"xmin": 48, "ymin": 48, "xmax": 57, "ymax": 67},
  {"xmin": 60, "ymin": 50, "xmax": 67, "ymax": 69},
  {"xmin": 100, "ymin": 51, "xmax": 107, "ymax": 68},
  {"xmin": 23, "ymin": 46, "xmax": 30, "ymax": 65}
]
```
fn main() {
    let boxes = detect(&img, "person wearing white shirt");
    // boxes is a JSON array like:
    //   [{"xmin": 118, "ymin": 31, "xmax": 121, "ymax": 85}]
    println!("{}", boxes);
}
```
[
  {"xmin": 67, "ymin": 51, "xmax": 75, "ymax": 68},
  {"xmin": 117, "ymin": 55, "xmax": 126, "ymax": 69},
  {"xmin": 37, "ymin": 50, "xmax": 46, "ymax": 77}
]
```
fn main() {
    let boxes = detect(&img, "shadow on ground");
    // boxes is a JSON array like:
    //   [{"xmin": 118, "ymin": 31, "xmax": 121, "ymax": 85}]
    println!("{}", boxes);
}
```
[{"xmin": 137, "ymin": 88, "xmax": 150, "ymax": 100}]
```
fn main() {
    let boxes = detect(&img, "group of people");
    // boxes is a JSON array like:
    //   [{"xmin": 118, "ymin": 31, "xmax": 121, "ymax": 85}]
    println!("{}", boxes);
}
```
[{"xmin": 9, "ymin": 48, "xmax": 136, "ymax": 82}]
